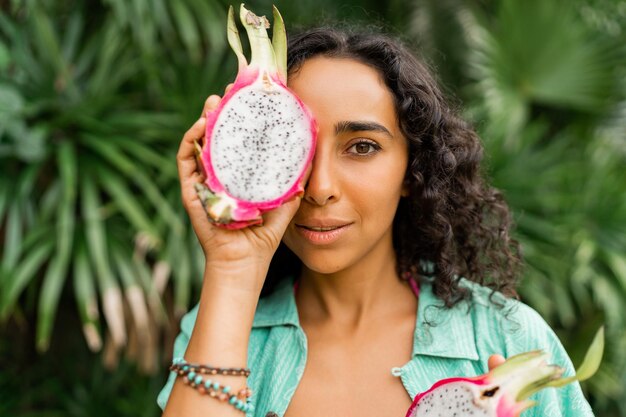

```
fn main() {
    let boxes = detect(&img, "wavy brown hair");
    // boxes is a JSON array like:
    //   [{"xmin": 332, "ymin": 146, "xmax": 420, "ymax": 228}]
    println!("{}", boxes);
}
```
[{"xmin": 263, "ymin": 25, "xmax": 522, "ymax": 307}]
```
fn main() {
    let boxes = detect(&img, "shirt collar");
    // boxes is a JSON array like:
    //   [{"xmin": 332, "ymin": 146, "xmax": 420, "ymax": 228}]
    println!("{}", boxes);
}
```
[
  {"xmin": 252, "ymin": 277, "xmax": 479, "ymax": 361},
  {"xmin": 252, "ymin": 278, "xmax": 301, "ymax": 328},
  {"xmin": 412, "ymin": 279, "xmax": 479, "ymax": 361}
]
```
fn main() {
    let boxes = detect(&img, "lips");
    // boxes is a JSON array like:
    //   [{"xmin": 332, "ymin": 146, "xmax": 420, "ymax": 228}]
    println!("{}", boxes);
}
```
[
  {"xmin": 294, "ymin": 220, "xmax": 352, "ymax": 245},
  {"xmin": 299, "ymin": 225, "xmax": 343, "ymax": 232},
  {"xmin": 295, "ymin": 219, "xmax": 352, "ymax": 230}
]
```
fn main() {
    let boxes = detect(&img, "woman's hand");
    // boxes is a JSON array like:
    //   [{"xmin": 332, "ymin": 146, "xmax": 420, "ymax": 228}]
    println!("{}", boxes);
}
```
[
  {"xmin": 176, "ymin": 86, "xmax": 302, "ymax": 286},
  {"xmin": 488, "ymin": 354, "xmax": 521, "ymax": 417},
  {"xmin": 487, "ymin": 354, "xmax": 506, "ymax": 370}
]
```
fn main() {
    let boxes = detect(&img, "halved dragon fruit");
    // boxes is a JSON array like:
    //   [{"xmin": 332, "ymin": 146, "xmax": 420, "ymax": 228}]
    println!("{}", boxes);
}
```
[
  {"xmin": 406, "ymin": 327, "xmax": 604, "ymax": 417},
  {"xmin": 194, "ymin": 4, "xmax": 317, "ymax": 229}
]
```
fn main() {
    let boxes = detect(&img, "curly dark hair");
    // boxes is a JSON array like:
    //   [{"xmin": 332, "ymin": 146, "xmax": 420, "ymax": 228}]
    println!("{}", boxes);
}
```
[{"xmin": 263, "ymin": 25, "xmax": 522, "ymax": 307}]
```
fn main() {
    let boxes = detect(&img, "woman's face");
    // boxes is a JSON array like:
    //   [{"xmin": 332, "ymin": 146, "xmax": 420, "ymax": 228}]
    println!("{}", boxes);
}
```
[{"xmin": 282, "ymin": 56, "xmax": 409, "ymax": 275}]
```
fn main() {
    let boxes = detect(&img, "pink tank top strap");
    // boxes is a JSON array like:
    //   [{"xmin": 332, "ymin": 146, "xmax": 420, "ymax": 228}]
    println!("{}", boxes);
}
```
[{"xmin": 408, "ymin": 276, "xmax": 420, "ymax": 298}]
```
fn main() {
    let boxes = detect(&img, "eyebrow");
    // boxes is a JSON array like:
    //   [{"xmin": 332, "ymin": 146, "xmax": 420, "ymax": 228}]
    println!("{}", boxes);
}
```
[{"xmin": 334, "ymin": 120, "xmax": 393, "ymax": 138}]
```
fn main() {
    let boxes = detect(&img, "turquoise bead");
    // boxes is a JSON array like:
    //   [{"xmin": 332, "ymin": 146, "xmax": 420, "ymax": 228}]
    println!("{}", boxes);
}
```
[
  {"xmin": 182, "ymin": 365, "xmax": 189, "ymax": 372},
  {"xmin": 236, "ymin": 400, "xmax": 243, "ymax": 409},
  {"xmin": 194, "ymin": 375, "xmax": 203, "ymax": 385},
  {"xmin": 204, "ymin": 380, "xmax": 212, "ymax": 389},
  {"xmin": 187, "ymin": 371, "xmax": 196, "ymax": 381},
  {"xmin": 229, "ymin": 396, "xmax": 237, "ymax": 405},
  {"xmin": 223, "ymin": 386, "xmax": 231, "ymax": 393},
  {"xmin": 212, "ymin": 381, "xmax": 220, "ymax": 390}
]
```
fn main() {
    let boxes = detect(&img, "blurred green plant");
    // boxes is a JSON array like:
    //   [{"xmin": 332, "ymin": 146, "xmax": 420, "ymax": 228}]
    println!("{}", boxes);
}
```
[
  {"xmin": 0, "ymin": 300, "xmax": 163, "ymax": 417},
  {"xmin": 0, "ymin": 0, "xmax": 230, "ymax": 364},
  {"xmin": 413, "ymin": 0, "xmax": 626, "ymax": 415}
]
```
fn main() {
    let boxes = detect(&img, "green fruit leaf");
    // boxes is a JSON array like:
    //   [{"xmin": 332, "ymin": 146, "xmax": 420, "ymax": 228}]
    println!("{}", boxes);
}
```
[
  {"xmin": 271, "ymin": 5, "xmax": 287, "ymax": 83},
  {"xmin": 574, "ymin": 326, "xmax": 605, "ymax": 382},
  {"xmin": 547, "ymin": 326, "xmax": 605, "ymax": 387},
  {"xmin": 227, "ymin": 5, "xmax": 247, "ymax": 70}
]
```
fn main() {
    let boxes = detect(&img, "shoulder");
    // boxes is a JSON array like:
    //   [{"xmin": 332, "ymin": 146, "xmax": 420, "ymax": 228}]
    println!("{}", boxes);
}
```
[
  {"xmin": 455, "ymin": 279, "xmax": 594, "ymax": 417},
  {"xmin": 418, "ymin": 278, "xmax": 564, "ymax": 361},
  {"xmin": 457, "ymin": 279, "xmax": 570, "ymax": 360}
]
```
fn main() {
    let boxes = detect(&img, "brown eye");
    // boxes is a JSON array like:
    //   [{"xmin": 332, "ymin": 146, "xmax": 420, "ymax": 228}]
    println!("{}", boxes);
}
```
[{"xmin": 348, "ymin": 140, "xmax": 380, "ymax": 156}]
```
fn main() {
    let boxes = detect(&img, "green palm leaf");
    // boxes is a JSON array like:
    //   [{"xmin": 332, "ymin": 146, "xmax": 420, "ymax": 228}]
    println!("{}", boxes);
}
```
[
  {"xmin": 460, "ymin": 0, "xmax": 622, "ymax": 134},
  {"xmin": 81, "ymin": 174, "xmax": 127, "ymax": 348},
  {"xmin": 36, "ymin": 141, "xmax": 78, "ymax": 351},
  {"xmin": 73, "ymin": 239, "xmax": 103, "ymax": 352}
]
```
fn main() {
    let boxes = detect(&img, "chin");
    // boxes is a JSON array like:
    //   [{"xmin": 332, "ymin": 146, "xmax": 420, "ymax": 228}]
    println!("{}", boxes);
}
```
[
  {"xmin": 295, "ymin": 250, "xmax": 353, "ymax": 276},
  {"xmin": 303, "ymin": 263, "xmax": 343, "ymax": 276}
]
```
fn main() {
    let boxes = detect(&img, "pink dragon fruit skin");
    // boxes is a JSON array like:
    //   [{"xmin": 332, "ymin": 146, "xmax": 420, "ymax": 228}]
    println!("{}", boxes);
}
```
[
  {"xmin": 406, "ymin": 328, "xmax": 604, "ymax": 417},
  {"xmin": 195, "ymin": 4, "xmax": 317, "ymax": 229},
  {"xmin": 406, "ymin": 351, "xmax": 547, "ymax": 417}
]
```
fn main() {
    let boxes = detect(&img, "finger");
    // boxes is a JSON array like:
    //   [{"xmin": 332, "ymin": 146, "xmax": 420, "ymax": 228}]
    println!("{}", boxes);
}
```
[
  {"xmin": 177, "ymin": 117, "xmax": 206, "ymax": 183},
  {"xmin": 180, "ymin": 172, "xmax": 205, "ymax": 203},
  {"xmin": 192, "ymin": 166, "xmax": 206, "ymax": 183},
  {"xmin": 201, "ymin": 94, "xmax": 222, "ymax": 117},
  {"xmin": 488, "ymin": 354, "xmax": 506, "ymax": 371},
  {"xmin": 262, "ymin": 196, "xmax": 302, "ymax": 241},
  {"xmin": 224, "ymin": 83, "xmax": 234, "ymax": 95},
  {"xmin": 179, "ymin": 171, "xmax": 216, "ymax": 232}
]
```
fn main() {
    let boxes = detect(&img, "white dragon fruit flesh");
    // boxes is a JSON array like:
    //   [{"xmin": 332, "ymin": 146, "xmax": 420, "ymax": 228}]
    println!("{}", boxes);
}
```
[
  {"xmin": 194, "ymin": 4, "xmax": 317, "ymax": 229},
  {"xmin": 406, "ymin": 327, "xmax": 604, "ymax": 417}
]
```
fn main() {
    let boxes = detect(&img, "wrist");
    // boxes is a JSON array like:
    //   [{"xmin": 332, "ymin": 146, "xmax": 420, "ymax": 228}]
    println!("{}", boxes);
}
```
[
  {"xmin": 185, "ymin": 281, "xmax": 261, "ymax": 366},
  {"xmin": 203, "ymin": 260, "xmax": 270, "ymax": 295}
]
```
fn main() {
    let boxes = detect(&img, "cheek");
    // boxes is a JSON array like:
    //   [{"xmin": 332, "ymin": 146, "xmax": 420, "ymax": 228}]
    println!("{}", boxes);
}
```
[
  {"xmin": 357, "ymin": 183, "xmax": 403, "ymax": 222},
  {"xmin": 343, "ymin": 158, "xmax": 407, "ymax": 223}
]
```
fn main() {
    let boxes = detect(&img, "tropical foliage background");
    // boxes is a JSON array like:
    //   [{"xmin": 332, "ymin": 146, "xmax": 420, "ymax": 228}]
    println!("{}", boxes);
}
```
[{"xmin": 0, "ymin": 0, "xmax": 624, "ymax": 415}]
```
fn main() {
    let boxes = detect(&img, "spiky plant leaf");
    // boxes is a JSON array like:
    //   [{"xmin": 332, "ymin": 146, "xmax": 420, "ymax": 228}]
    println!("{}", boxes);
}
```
[
  {"xmin": 73, "ymin": 238, "xmax": 102, "ymax": 352},
  {"xmin": 36, "ymin": 141, "xmax": 77, "ymax": 351}
]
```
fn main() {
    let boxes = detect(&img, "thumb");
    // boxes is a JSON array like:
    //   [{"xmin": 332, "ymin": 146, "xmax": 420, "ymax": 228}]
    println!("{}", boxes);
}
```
[
  {"xmin": 488, "ymin": 354, "xmax": 506, "ymax": 371},
  {"xmin": 263, "ymin": 196, "xmax": 302, "ymax": 234}
]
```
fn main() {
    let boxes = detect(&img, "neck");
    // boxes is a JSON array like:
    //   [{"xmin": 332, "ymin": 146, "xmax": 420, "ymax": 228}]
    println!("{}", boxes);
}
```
[{"xmin": 295, "ymin": 241, "xmax": 416, "ymax": 331}]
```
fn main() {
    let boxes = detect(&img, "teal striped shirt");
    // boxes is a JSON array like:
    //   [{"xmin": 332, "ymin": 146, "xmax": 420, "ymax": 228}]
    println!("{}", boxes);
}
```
[{"xmin": 158, "ymin": 278, "xmax": 594, "ymax": 416}]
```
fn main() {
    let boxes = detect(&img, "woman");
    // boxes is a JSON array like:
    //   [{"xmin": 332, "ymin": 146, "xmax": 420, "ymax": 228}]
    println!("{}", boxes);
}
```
[{"xmin": 158, "ymin": 27, "xmax": 593, "ymax": 417}]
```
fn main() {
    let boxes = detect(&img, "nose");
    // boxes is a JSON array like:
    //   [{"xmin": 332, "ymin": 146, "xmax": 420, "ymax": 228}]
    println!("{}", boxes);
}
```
[{"xmin": 304, "ymin": 146, "xmax": 339, "ymax": 206}]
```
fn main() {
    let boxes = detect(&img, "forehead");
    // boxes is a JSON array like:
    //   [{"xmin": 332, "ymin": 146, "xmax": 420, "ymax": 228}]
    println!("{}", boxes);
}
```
[{"xmin": 288, "ymin": 56, "xmax": 398, "ymax": 128}]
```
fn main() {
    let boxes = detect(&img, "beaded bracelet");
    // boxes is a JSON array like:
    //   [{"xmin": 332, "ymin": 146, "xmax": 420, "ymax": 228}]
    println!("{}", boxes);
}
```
[
  {"xmin": 172, "ymin": 358, "xmax": 254, "ymax": 413},
  {"xmin": 170, "ymin": 357, "xmax": 251, "ymax": 377}
]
